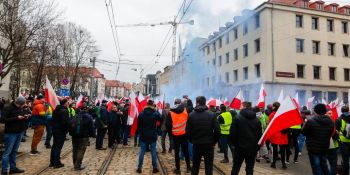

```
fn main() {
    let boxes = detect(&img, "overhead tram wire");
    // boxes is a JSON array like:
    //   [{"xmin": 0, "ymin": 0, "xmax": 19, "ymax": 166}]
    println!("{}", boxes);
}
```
[
  {"xmin": 143, "ymin": 0, "xmax": 195, "ymax": 75},
  {"xmin": 108, "ymin": 0, "xmax": 122, "ymax": 78},
  {"xmin": 104, "ymin": 0, "xmax": 122, "ymax": 79}
]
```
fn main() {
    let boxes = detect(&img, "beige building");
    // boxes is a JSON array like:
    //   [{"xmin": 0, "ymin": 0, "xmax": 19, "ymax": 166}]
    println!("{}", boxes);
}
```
[
  {"xmin": 200, "ymin": 0, "xmax": 350, "ymax": 106},
  {"xmin": 105, "ymin": 80, "xmax": 132, "ymax": 98}
]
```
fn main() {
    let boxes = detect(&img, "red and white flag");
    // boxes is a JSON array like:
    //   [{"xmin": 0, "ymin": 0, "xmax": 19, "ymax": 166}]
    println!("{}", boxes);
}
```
[
  {"xmin": 277, "ymin": 89, "xmax": 284, "ymax": 103},
  {"xmin": 207, "ymin": 98, "xmax": 222, "ymax": 107},
  {"xmin": 127, "ymin": 92, "xmax": 139, "ymax": 125},
  {"xmin": 307, "ymin": 96, "xmax": 315, "ymax": 110},
  {"xmin": 258, "ymin": 96, "xmax": 303, "ymax": 145},
  {"xmin": 257, "ymin": 84, "xmax": 267, "ymax": 108},
  {"xmin": 222, "ymin": 98, "xmax": 230, "ymax": 106},
  {"xmin": 331, "ymin": 100, "xmax": 345, "ymax": 121},
  {"xmin": 44, "ymin": 76, "xmax": 59, "ymax": 110},
  {"xmin": 230, "ymin": 89, "xmax": 244, "ymax": 110}
]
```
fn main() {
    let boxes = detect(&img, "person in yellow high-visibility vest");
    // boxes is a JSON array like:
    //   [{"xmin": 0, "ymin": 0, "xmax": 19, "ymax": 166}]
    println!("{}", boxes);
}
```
[
  {"xmin": 217, "ymin": 104, "xmax": 233, "ymax": 163},
  {"xmin": 326, "ymin": 110, "xmax": 340, "ymax": 175},
  {"xmin": 335, "ymin": 106, "xmax": 350, "ymax": 175},
  {"xmin": 288, "ymin": 123, "xmax": 302, "ymax": 163}
]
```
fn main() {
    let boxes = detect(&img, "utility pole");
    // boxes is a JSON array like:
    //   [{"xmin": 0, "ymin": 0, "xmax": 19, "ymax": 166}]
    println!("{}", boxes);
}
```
[
  {"xmin": 171, "ymin": 20, "xmax": 177, "ymax": 65},
  {"xmin": 90, "ymin": 57, "xmax": 96, "ymax": 100}
]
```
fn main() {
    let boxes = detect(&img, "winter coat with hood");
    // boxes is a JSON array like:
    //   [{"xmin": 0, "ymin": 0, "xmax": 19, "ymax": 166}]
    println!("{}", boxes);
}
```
[
  {"xmin": 52, "ymin": 104, "xmax": 70, "ymax": 133},
  {"xmin": 268, "ymin": 111, "xmax": 289, "ymax": 145},
  {"xmin": 161, "ymin": 108, "xmax": 170, "ymax": 132},
  {"xmin": 335, "ymin": 112, "xmax": 350, "ymax": 138},
  {"xmin": 31, "ymin": 99, "xmax": 47, "ymax": 126},
  {"xmin": 186, "ymin": 105, "xmax": 220, "ymax": 145},
  {"xmin": 166, "ymin": 104, "xmax": 187, "ymax": 136},
  {"xmin": 137, "ymin": 106, "xmax": 162, "ymax": 143},
  {"xmin": 302, "ymin": 115, "xmax": 334, "ymax": 154},
  {"xmin": 1, "ymin": 102, "xmax": 28, "ymax": 133},
  {"xmin": 230, "ymin": 108, "xmax": 262, "ymax": 154},
  {"xmin": 108, "ymin": 111, "xmax": 122, "ymax": 129}
]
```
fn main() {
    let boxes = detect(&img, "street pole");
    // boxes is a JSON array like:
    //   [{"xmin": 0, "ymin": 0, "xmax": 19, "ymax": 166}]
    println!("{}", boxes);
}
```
[{"xmin": 90, "ymin": 57, "xmax": 96, "ymax": 101}]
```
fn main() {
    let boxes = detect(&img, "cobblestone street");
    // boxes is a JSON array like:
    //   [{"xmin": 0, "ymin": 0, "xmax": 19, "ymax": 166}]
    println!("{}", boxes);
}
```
[{"xmin": 5, "ymin": 130, "xmax": 313, "ymax": 175}]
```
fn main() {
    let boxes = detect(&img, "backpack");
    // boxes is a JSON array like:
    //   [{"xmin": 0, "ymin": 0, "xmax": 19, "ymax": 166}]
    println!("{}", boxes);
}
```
[{"xmin": 68, "ymin": 113, "xmax": 84, "ymax": 137}]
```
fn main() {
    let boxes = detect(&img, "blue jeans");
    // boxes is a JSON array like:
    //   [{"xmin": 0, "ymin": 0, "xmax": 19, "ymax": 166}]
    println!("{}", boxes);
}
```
[
  {"xmin": 123, "ymin": 125, "xmax": 130, "ymax": 145},
  {"xmin": 341, "ymin": 142, "xmax": 350, "ymax": 175},
  {"xmin": 298, "ymin": 134, "xmax": 305, "ymax": 152},
  {"xmin": 326, "ymin": 148, "xmax": 338, "ymax": 175},
  {"xmin": 45, "ymin": 121, "xmax": 53, "ymax": 146},
  {"xmin": 308, "ymin": 152, "xmax": 330, "ymax": 175},
  {"xmin": 138, "ymin": 141, "xmax": 157, "ymax": 169},
  {"xmin": 2, "ymin": 132, "xmax": 23, "ymax": 173},
  {"xmin": 180, "ymin": 141, "xmax": 193, "ymax": 160}
]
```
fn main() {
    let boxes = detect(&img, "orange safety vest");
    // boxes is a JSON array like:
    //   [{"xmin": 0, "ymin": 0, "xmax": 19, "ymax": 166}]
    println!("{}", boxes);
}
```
[{"xmin": 170, "ymin": 109, "xmax": 188, "ymax": 136}]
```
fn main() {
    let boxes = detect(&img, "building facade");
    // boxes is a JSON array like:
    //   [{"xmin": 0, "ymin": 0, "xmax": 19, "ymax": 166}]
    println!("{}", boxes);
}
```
[{"xmin": 200, "ymin": 0, "xmax": 350, "ymax": 106}]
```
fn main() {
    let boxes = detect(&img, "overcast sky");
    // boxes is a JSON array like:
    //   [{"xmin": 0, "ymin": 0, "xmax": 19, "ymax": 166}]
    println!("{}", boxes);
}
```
[{"xmin": 54, "ymin": 0, "xmax": 347, "ymax": 83}]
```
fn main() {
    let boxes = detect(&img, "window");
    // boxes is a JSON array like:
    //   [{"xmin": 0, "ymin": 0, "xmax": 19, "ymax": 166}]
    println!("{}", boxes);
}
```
[
  {"xmin": 303, "ymin": 1, "xmax": 308, "ymax": 8},
  {"xmin": 296, "ymin": 39, "xmax": 304, "ymax": 53},
  {"xmin": 312, "ymin": 41, "xmax": 320, "ymax": 54},
  {"xmin": 332, "ymin": 6, "xmax": 337, "ymax": 12},
  {"xmin": 327, "ymin": 19, "xmax": 334, "ymax": 32},
  {"xmin": 312, "ymin": 17, "xmax": 319, "ymax": 30},
  {"xmin": 296, "ymin": 15, "xmax": 303, "ymax": 28},
  {"xmin": 345, "ymin": 68, "xmax": 350, "ymax": 81},
  {"xmin": 243, "ymin": 44, "xmax": 248, "ymax": 57},
  {"xmin": 234, "ymin": 69, "xmax": 238, "ymax": 81},
  {"xmin": 296, "ymin": 90, "xmax": 306, "ymax": 107},
  {"xmin": 328, "ymin": 42, "xmax": 335, "ymax": 56},
  {"xmin": 346, "ymin": 9, "xmax": 350, "ymax": 15},
  {"xmin": 234, "ymin": 28, "xmax": 238, "ymax": 40},
  {"xmin": 218, "ymin": 56, "xmax": 222, "ymax": 66},
  {"xmin": 297, "ymin": 64, "xmax": 305, "ymax": 78},
  {"xmin": 255, "ymin": 64, "xmax": 261, "ymax": 78},
  {"xmin": 312, "ymin": 91, "xmax": 323, "ymax": 104},
  {"xmin": 243, "ymin": 67, "xmax": 248, "ymax": 80},
  {"xmin": 255, "ymin": 38, "xmax": 260, "ymax": 53},
  {"xmin": 313, "ymin": 66, "xmax": 321, "ymax": 79},
  {"xmin": 316, "ymin": 3, "xmax": 323, "ymax": 10},
  {"xmin": 225, "ymin": 52, "xmax": 230, "ymax": 64},
  {"xmin": 329, "ymin": 67, "xmax": 336, "ymax": 80},
  {"xmin": 212, "ymin": 58, "xmax": 216, "ymax": 65},
  {"xmin": 206, "ymin": 46, "xmax": 210, "ymax": 55},
  {"xmin": 219, "ymin": 38, "xmax": 222, "ymax": 48},
  {"xmin": 255, "ymin": 14, "xmax": 260, "ymax": 29},
  {"xmin": 226, "ymin": 33, "xmax": 229, "ymax": 44},
  {"xmin": 243, "ymin": 22, "xmax": 248, "ymax": 35},
  {"xmin": 225, "ymin": 72, "xmax": 229, "ymax": 83},
  {"xmin": 344, "ymin": 92, "xmax": 349, "ymax": 104},
  {"xmin": 328, "ymin": 92, "xmax": 337, "ymax": 102},
  {"xmin": 234, "ymin": 48, "xmax": 238, "ymax": 60},
  {"xmin": 343, "ymin": 44, "xmax": 349, "ymax": 57},
  {"xmin": 212, "ymin": 43, "xmax": 216, "ymax": 52},
  {"xmin": 342, "ymin": 22, "xmax": 348, "ymax": 34}
]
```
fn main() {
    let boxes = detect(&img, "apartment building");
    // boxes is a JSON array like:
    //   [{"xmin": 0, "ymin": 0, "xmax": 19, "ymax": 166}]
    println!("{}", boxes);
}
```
[{"xmin": 200, "ymin": 0, "xmax": 350, "ymax": 106}]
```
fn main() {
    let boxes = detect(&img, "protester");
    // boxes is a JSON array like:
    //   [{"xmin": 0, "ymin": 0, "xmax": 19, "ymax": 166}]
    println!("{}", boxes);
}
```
[
  {"xmin": 217, "ymin": 104, "xmax": 233, "ymax": 163},
  {"xmin": 108, "ymin": 105, "xmax": 122, "ymax": 148},
  {"xmin": 44, "ymin": 104, "xmax": 53, "ymax": 148},
  {"xmin": 336, "ymin": 105, "xmax": 350, "ymax": 175},
  {"xmin": 68, "ymin": 103, "xmax": 76, "ymax": 117},
  {"xmin": 254, "ymin": 106, "xmax": 270, "ymax": 163},
  {"xmin": 299, "ymin": 106, "xmax": 311, "ymax": 155},
  {"xmin": 21, "ymin": 102, "xmax": 32, "ymax": 143},
  {"xmin": 30, "ymin": 95, "xmax": 47, "ymax": 155},
  {"xmin": 1, "ymin": 96, "xmax": 27, "ymax": 175},
  {"xmin": 95, "ymin": 100, "xmax": 108, "ymax": 150},
  {"xmin": 166, "ymin": 99, "xmax": 191, "ymax": 174},
  {"xmin": 136, "ymin": 100, "xmax": 161, "ymax": 174},
  {"xmin": 161, "ymin": 103, "xmax": 173, "ymax": 153},
  {"xmin": 287, "ymin": 114, "xmax": 303, "ymax": 163},
  {"xmin": 121, "ymin": 100, "xmax": 130, "ymax": 146},
  {"xmin": 325, "ymin": 110, "xmax": 340, "ymax": 175},
  {"xmin": 186, "ymin": 96, "xmax": 220, "ymax": 175},
  {"xmin": 69, "ymin": 103, "xmax": 95, "ymax": 170},
  {"xmin": 302, "ymin": 103, "xmax": 334, "ymax": 175},
  {"xmin": 50, "ymin": 98, "xmax": 70, "ymax": 169},
  {"xmin": 230, "ymin": 102, "xmax": 262, "ymax": 175},
  {"xmin": 269, "ymin": 102, "xmax": 289, "ymax": 169}
]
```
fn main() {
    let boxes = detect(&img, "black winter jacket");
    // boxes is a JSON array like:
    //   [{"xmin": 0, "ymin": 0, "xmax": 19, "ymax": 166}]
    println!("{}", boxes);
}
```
[
  {"xmin": 108, "ymin": 111, "xmax": 122, "ymax": 129},
  {"xmin": 52, "ymin": 105, "xmax": 70, "ymax": 133},
  {"xmin": 302, "ymin": 115, "xmax": 334, "ymax": 154},
  {"xmin": 230, "ymin": 108, "xmax": 262, "ymax": 154},
  {"xmin": 72, "ymin": 111, "xmax": 96, "ymax": 138},
  {"xmin": 137, "ymin": 106, "xmax": 161, "ymax": 143},
  {"xmin": 1, "ymin": 102, "xmax": 28, "ymax": 133},
  {"xmin": 186, "ymin": 105, "xmax": 220, "ymax": 145},
  {"xmin": 121, "ymin": 105, "xmax": 129, "ymax": 125}
]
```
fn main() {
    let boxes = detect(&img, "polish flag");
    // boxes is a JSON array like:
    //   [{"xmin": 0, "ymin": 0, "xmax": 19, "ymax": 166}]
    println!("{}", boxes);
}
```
[
  {"xmin": 331, "ymin": 100, "xmax": 345, "ymax": 121},
  {"xmin": 207, "ymin": 98, "xmax": 222, "ymax": 107},
  {"xmin": 307, "ymin": 96, "xmax": 315, "ymax": 110},
  {"xmin": 329, "ymin": 98, "xmax": 339, "ymax": 109},
  {"xmin": 76, "ymin": 94, "xmax": 84, "ymax": 109},
  {"xmin": 230, "ymin": 89, "xmax": 244, "ymax": 110},
  {"xmin": 137, "ymin": 93, "xmax": 148, "ymax": 113},
  {"xmin": 277, "ymin": 89, "xmax": 284, "ymax": 103},
  {"xmin": 156, "ymin": 94, "xmax": 165, "ymax": 114},
  {"xmin": 44, "ymin": 76, "xmax": 59, "ymax": 110},
  {"xmin": 257, "ymin": 84, "xmax": 267, "ymax": 108},
  {"xmin": 258, "ymin": 97, "xmax": 303, "ymax": 145},
  {"xmin": 293, "ymin": 92, "xmax": 299, "ymax": 108},
  {"xmin": 127, "ymin": 92, "xmax": 139, "ymax": 125},
  {"xmin": 222, "ymin": 98, "xmax": 230, "ymax": 106}
]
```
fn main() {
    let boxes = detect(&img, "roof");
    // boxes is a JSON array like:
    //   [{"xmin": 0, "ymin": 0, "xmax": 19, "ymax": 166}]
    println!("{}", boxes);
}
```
[{"xmin": 105, "ymin": 80, "xmax": 132, "ymax": 90}]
